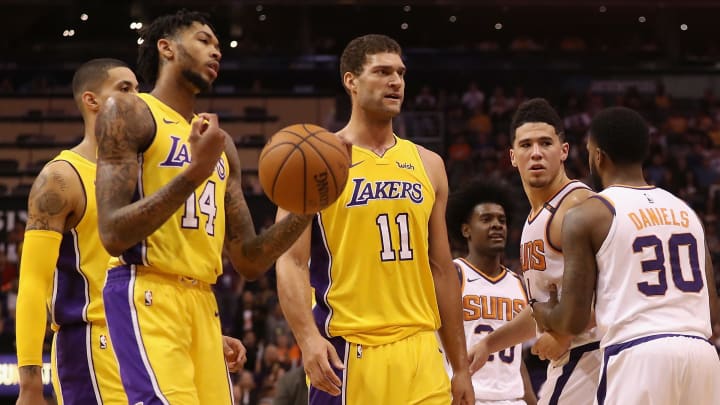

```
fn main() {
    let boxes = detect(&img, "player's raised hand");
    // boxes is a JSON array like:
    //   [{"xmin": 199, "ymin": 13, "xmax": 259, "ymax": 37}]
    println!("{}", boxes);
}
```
[
  {"xmin": 186, "ymin": 112, "xmax": 226, "ymax": 183},
  {"xmin": 301, "ymin": 334, "xmax": 344, "ymax": 396},
  {"xmin": 468, "ymin": 338, "xmax": 491, "ymax": 374},
  {"xmin": 222, "ymin": 335, "xmax": 247, "ymax": 372}
]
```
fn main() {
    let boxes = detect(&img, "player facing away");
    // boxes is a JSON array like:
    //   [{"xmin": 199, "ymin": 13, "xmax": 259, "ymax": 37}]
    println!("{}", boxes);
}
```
[
  {"xmin": 446, "ymin": 178, "xmax": 538, "ymax": 405},
  {"xmin": 468, "ymin": 99, "xmax": 601, "ymax": 405},
  {"xmin": 94, "ymin": 11, "xmax": 312, "ymax": 405},
  {"xmin": 15, "ymin": 58, "xmax": 138, "ymax": 405},
  {"xmin": 276, "ymin": 34, "xmax": 474, "ymax": 405},
  {"xmin": 532, "ymin": 106, "xmax": 720, "ymax": 405}
]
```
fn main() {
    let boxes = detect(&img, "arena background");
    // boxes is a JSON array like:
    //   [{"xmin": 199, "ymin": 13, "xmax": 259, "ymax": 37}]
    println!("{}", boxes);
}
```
[{"xmin": 2, "ymin": 0, "xmax": 719, "ymax": 403}]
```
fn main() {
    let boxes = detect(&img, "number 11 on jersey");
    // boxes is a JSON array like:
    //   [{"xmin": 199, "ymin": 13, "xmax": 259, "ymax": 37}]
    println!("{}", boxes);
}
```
[{"xmin": 376, "ymin": 213, "xmax": 414, "ymax": 262}]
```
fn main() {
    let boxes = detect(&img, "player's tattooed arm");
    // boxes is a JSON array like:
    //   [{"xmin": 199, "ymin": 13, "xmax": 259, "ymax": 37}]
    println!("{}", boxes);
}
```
[
  {"xmin": 223, "ymin": 137, "xmax": 312, "ymax": 280},
  {"xmin": 26, "ymin": 162, "xmax": 80, "ymax": 233},
  {"xmin": 95, "ymin": 94, "xmax": 200, "ymax": 256}
]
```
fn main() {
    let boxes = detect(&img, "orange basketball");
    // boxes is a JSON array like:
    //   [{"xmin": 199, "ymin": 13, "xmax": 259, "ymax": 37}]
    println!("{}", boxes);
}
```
[{"xmin": 258, "ymin": 124, "xmax": 350, "ymax": 214}]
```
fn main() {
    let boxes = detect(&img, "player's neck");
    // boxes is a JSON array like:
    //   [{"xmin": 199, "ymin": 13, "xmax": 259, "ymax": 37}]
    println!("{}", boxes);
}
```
[
  {"xmin": 151, "ymin": 75, "xmax": 198, "ymax": 122},
  {"xmin": 342, "ymin": 113, "xmax": 395, "ymax": 155},
  {"xmin": 524, "ymin": 171, "xmax": 572, "ymax": 213},
  {"xmin": 465, "ymin": 252, "xmax": 503, "ymax": 278},
  {"xmin": 72, "ymin": 134, "xmax": 98, "ymax": 163},
  {"xmin": 603, "ymin": 165, "xmax": 647, "ymax": 188}
]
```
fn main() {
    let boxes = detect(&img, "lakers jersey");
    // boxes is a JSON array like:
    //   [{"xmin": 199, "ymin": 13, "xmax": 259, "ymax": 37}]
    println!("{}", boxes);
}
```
[
  {"xmin": 520, "ymin": 180, "xmax": 599, "ymax": 348},
  {"xmin": 49, "ymin": 150, "xmax": 109, "ymax": 327},
  {"xmin": 108, "ymin": 93, "xmax": 227, "ymax": 283},
  {"xmin": 310, "ymin": 136, "xmax": 439, "ymax": 346},
  {"xmin": 594, "ymin": 186, "xmax": 711, "ymax": 347},
  {"xmin": 453, "ymin": 258, "xmax": 527, "ymax": 401}
]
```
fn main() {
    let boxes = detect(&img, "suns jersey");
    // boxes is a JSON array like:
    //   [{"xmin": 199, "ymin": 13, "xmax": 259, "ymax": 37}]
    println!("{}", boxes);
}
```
[
  {"xmin": 48, "ymin": 150, "xmax": 109, "ymax": 327},
  {"xmin": 520, "ymin": 180, "xmax": 599, "ymax": 348},
  {"xmin": 594, "ymin": 186, "xmax": 711, "ymax": 347},
  {"xmin": 452, "ymin": 258, "xmax": 528, "ymax": 401},
  {"xmin": 107, "ymin": 93, "xmax": 228, "ymax": 284},
  {"xmin": 310, "ymin": 136, "xmax": 439, "ymax": 346}
]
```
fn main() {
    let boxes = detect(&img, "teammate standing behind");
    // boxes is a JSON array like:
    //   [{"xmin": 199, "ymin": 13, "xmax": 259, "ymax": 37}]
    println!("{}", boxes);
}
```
[
  {"xmin": 94, "ymin": 10, "xmax": 311, "ymax": 404},
  {"xmin": 276, "ymin": 34, "xmax": 474, "ymax": 404},
  {"xmin": 469, "ymin": 99, "xmax": 601, "ymax": 405},
  {"xmin": 446, "ymin": 178, "xmax": 538, "ymax": 405},
  {"xmin": 532, "ymin": 106, "xmax": 720, "ymax": 405},
  {"xmin": 16, "ymin": 58, "xmax": 137, "ymax": 405}
]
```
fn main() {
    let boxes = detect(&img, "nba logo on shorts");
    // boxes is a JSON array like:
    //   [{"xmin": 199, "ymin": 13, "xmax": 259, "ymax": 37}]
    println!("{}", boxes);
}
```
[
  {"xmin": 356, "ymin": 344, "xmax": 363, "ymax": 359},
  {"xmin": 99, "ymin": 334, "xmax": 107, "ymax": 350},
  {"xmin": 145, "ymin": 290, "xmax": 153, "ymax": 306}
]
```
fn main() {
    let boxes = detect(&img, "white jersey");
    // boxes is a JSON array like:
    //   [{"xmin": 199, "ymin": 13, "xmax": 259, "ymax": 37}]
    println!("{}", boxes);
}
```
[
  {"xmin": 594, "ymin": 185, "xmax": 712, "ymax": 347},
  {"xmin": 520, "ymin": 180, "xmax": 599, "ymax": 348},
  {"xmin": 452, "ymin": 258, "xmax": 528, "ymax": 401}
]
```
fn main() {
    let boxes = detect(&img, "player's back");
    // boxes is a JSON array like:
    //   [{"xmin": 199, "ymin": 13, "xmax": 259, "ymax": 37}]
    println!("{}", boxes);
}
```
[
  {"xmin": 107, "ymin": 93, "xmax": 227, "ymax": 284},
  {"xmin": 49, "ymin": 150, "xmax": 108, "ymax": 326},
  {"xmin": 594, "ymin": 185, "xmax": 711, "ymax": 347},
  {"xmin": 310, "ymin": 136, "xmax": 440, "ymax": 346}
]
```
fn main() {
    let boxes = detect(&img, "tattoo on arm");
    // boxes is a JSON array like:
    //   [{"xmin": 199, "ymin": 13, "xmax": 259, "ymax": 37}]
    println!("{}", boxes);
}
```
[
  {"xmin": 25, "ymin": 166, "xmax": 73, "ymax": 233},
  {"xmin": 95, "ymin": 94, "xmax": 199, "ymax": 255}
]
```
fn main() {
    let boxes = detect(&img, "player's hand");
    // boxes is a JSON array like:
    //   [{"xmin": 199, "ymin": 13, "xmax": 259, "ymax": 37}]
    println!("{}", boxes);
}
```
[
  {"xmin": 450, "ymin": 370, "xmax": 475, "ymax": 405},
  {"xmin": 468, "ymin": 339, "xmax": 491, "ymax": 374},
  {"xmin": 300, "ymin": 334, "xmax": 344, "ymax": 396},
  {"xmin": 222, "ymin": 335, "xmax": 247, "ymax": 372},
  {"xmin": 186, "ymin": 112, "xmax": 226, "ymax": 183},
  {"xmin": 531, "ymin": 331, "xmax": 571, "ymax": 361}
]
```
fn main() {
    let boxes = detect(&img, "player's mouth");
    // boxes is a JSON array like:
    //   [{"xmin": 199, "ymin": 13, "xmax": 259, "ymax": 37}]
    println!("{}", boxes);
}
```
[
  {"xmin": 488, "ymin": 232, "xmax": 505, "ymax": 242},
  {"xmin": 384, "ymin": 93, "xmax": 402, "ymax": 102},
  {"xmin": 206, "ymin": 62, "xmax": 219, "ymax": 78},
  {"xmin": 529, "ymin": 164, "xmax": 545, "ymax": 172}
]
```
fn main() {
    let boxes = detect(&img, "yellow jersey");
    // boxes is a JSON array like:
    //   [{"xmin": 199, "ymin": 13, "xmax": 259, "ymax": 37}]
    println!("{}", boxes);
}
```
[
  {"xmin": 108, "ymin": 93, "xmax": 228, "ymax": 283},
  {"xmin": 49, "ymin": 150, "xmax": 108, "ymax": 327},
  {"xmin": 310, "ymin": 136, "xmax": 440, "ymax": 346}
]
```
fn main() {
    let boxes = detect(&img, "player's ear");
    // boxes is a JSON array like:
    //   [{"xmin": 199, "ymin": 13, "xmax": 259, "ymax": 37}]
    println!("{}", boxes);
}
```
[
  {"xmin": 343, "ymin": 72, "xmax": 356, "ymax": 92},
  {"xmin": 82, "ymin": 91, "xmax": 100, "ymax": 112},
  {"xmin": 509, "ymin": 148, "xmax": 517, "ymax": 167},
  {"xmin": 157, "ymin": 38, "xmax": 174, "ymax": 61},
  {"xmin": 461, "ymin": 223, "xmax": 471, "ymax": 239}
]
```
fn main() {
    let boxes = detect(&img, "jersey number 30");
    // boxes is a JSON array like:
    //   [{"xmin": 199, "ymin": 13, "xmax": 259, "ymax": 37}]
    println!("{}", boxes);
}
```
[{"xmin": 633, "ymin": 233, "xmax": 703, "ymax": 296}]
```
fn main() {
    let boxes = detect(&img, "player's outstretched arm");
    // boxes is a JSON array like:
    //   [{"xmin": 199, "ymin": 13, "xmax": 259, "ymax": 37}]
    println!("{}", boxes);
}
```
[
  {"xmin": 469, "ymin": 306, "xmax": 536, "ymax": 373},
  {"xmin": 419, "ymin": 148, "xmax": 474, "ymax": 404},
  {"xmin": 222, "ymin": 138, "xmax": 313, "ymax": 280},
  {"xmin": 16, "ymin": 162, "xmax": 80, "ymax": 404},
  {"xmin": 95, "ymin": 94, "xmax": 224, "ymax": 256},
  {"xmin": 533, "ymin": 198, "xmax": 611, "ymax": 334},
  {"xmin": 275, "ymin": 208, "xmax": 343, "ymax": 396}
]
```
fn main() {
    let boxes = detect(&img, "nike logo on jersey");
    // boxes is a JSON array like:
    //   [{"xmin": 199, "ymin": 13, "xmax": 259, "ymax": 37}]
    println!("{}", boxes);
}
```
[
  {"xmin": 395, "ymin": 161, "xmax": 415, "ymax": 170},
  {"xmin": 163, "ymin": 117, "xmax": 178, "ymax": 124},
  {"xmin": 467, "ymin": 277, "xmax": 481, "ymax": 283},
  {"xmin": 350, "ymin": 160, "xmax": 365, "ymax": 168}
]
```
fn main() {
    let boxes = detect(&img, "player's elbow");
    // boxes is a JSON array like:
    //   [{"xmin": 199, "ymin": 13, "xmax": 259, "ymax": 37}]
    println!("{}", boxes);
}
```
[
  {"xmin": 98, "ymin": 229, "xmax": 125, "ymax": 257},
  {"xmin": 228, "ymin": 257, "xmax": 268, "ymax": 281}
]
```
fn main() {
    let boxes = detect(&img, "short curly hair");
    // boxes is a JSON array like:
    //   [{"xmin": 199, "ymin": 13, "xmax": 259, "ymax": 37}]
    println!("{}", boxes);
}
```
[
  {"xmin": 590, "ymin": 106, "xmax": 649, "ymax": 165},
  {"xmin": 446, "ymin": 177, "xmax": 514, "ymax": 245},
  {"xmin": 510, "ymin": 98, "xmax": 564, "ymax": 144},
  {"xmin": 339, "ymin": 34, "xmax": 401, "ymax": 84},
  {"xmin": 137, "ymin": 9, "xmax": 213, "ymax": 85}
]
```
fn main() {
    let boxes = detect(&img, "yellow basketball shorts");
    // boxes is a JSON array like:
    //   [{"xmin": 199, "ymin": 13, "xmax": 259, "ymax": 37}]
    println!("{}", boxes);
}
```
[
  {"xmin": 51, "ymin": 322, "xmax": 127, "ymax": 405},
  {"xmin": 103, "ymin": 264, "xmax": 233, "ymax": 405},
  {"xmin": 309, "ymin": 330, "xmax": 451, "ymax": 405}
]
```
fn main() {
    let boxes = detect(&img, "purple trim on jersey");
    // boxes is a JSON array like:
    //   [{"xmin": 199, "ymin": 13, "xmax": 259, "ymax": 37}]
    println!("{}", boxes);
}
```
[
  {"xmin": 309, "ymin": 214, "xmax": 334, "ymax": 338},
  {"xmin": 54, "ymin": 229, "xmax": 90, "ymax": 325},
  {"xmin": 56, "ymin": 324, "xmax": 101, "ymax": 404},
  {"xmin": 548, "ymin": 341, "xmax": 600, "ymax": 405},
  {"xmin": 103, "ymin": 265, "xmax": 168, "ymax": 405},
  {"xmin": 589, "ymin": 195, "xmax": 616, "ymax": 216},
  {"xmin": 596, "ymin": 333, "xmax": 710, "ymax": 405},
  {"xmin": 544, "ymin": 183, "xmax": 591, "ymax": 253},
  {"xmin": 309, "ymin": 336, "xmax": 347, "ymax": 405},
  {"xmin": 526, "ymin": 180, "xmax": 586, "ymax": 225}
]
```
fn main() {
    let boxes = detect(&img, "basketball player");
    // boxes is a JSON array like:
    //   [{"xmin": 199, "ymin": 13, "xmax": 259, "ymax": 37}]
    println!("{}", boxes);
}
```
[
  {"xmin": 446, "ymin": 178, "xmax": 538, "ymax": 405},
  {"xmin": 468, "ymin": 99, "xmax": 601, "ymax": 405},
  {"xmin": 531, "ymin": 106, "xmax": 720, "ymax": 405},
  {"xmin": 16, "ymin": 58, "xmax": 247, "ymax": 405},
  {"xmin": 94, "ymin": 11, "xmax": 311, "ymax": 404},
  {"xmin": 275, "ymin": 34, "xmax": 474, "ymax": 405},
  {"xmin": 15, "ymin": 58, "xmax": 137, "ymax": 405}
]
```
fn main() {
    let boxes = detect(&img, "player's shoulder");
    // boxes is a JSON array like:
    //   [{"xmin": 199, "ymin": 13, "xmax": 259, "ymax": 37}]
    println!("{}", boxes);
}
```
[
  {"xmin": 28, "ymin": 158, "xmax": 84, "ymax": 217},
  {"xmin": 557, "ymin": 181, "xmax": 595, "ymax": 212}
]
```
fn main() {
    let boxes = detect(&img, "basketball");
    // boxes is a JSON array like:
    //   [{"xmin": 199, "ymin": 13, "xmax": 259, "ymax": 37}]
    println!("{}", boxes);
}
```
[{"xmin": 258, "ymin": 124, "xmax": 350, "ymax": 214}]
